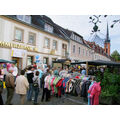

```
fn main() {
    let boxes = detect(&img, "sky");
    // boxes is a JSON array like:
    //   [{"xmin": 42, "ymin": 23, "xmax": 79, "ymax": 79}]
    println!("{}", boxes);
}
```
[{"xmin": 48, "ymin": 15, "xmax": 120, "ymax": 54}]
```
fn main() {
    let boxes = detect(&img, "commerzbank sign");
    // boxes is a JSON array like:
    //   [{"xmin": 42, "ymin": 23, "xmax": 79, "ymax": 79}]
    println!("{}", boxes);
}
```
[{"xmin": 0, "ymin": 41, "xmax": 38, "ymax": 52}]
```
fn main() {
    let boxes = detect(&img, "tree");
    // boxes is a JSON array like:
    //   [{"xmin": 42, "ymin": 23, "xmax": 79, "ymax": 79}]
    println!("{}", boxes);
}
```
[{"xmin": 111, "ymin": 50, "xmax": 120, "ymax": 61}]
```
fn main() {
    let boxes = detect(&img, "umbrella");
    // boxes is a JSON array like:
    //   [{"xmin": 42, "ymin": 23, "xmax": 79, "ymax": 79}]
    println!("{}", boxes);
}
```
[{"xmin": 0, "ymin": 59, "xmax": 15, "ymax": 63}]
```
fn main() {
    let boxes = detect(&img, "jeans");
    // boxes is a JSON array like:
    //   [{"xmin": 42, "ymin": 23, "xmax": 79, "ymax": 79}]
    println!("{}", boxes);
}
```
[
  {"xmin": 27, "ymin": 83, "xmax": 33, "ymax": 101},
  {"xmin": 33, "ymin": 87, "xmax": 39, "ymax": 104},
  {"xmin": 6, "ymin": 87, "xmax": 14, "ymax": 105},
  {"xmin": 41, "ymin": 88, "xmax": 50, "ymax": 102},
  {"xmin": 40, "ymin": 78, "xmax": 42, "ymax": 89}
]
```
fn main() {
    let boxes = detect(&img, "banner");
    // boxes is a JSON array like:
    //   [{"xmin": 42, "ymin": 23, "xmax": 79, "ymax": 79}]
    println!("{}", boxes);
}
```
[{"xmin": 11, "ymin": 48, "xmax": 26, "ymax": 58}]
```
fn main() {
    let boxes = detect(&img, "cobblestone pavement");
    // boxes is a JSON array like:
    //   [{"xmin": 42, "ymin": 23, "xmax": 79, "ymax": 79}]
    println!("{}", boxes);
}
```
[{"xmin": 1, "ymin": 88, "xmax": 87, "ymax": 105}]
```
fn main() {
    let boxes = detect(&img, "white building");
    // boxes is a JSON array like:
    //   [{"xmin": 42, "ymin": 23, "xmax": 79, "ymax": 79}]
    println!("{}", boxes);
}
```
[
  {"xmin": 0, "ymin": 15, "xmax": 111, "ymax": 71},
  {"xmin": 0, "ymin": 15, "xmax": 69, "ymax": 70}
]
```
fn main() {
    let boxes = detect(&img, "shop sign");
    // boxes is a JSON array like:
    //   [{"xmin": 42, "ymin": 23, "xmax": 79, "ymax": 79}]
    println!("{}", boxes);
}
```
[
  {"xmin": 0, "ymin": 41, "xmax": 38, "ymax": 52},
  {"xmin": 11, "ymin": 48, "xmax": 26, "ymax": 58}
]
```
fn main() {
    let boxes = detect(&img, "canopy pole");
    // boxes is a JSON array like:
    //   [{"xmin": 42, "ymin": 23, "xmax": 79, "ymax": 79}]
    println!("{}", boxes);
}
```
[{"xmin": 86, "ymin": 61, "xmax": 88, "ymax": 75}]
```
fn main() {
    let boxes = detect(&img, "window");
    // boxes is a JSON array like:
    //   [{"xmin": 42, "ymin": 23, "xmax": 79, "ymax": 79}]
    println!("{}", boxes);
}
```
[
  {"xmin": 27, "ymin": 56, "xmax": 34, "ymax": 66},
  {"xmin": 17, "ymin": 15, "xmax": 31, "ymax": 24},
  {"xmin": 89, "ymin": 51, "xmax": 91, "ymax": 56},
  {"xmin": 73, "ymin": 45, "xmax": 75, "ymax": 53},
  {"xmin": 83, "ymin": 49, "xmax": 85, "ymax": 55},
  {"xmin": 15, "ymin": 28, "xmax": 23, "ymax": 41},
  {"xmin": 79, "ymin": 47, "xmax": 80, "ymax": 54},
  {"xmin": 43, "ymin": 57, "xmax": 49, "ymax": 65},
  {"xmin": 53, "ymin": 40, "xmax": 57, "ymax": 50},
  {"xmin": 44, "ymin": 38, "xmax": 50, "ymax": 48},
  {"xmin": 86, "ymin": 50, "xmax": 88, "ymax": 56},
  {"xmin": 45, "ymin": 23, "xmax": 53, "ymax": 33},
  {"xmin": 28, "ymin": 32, "xmax": 36, "ymax": 45}
]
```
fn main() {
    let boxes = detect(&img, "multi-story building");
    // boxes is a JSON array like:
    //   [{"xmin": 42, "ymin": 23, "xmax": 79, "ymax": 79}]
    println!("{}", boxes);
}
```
[
  {"xmin": 0, "ymin": 15, "xmax": 111, "ymax": 71},
  {"xmin": 55, "ymin": 24, "xmax": 111, "ymax": 62},
  {"xmin": 0, "ymin": 15, "xmax": 69, "ymax": 70}
]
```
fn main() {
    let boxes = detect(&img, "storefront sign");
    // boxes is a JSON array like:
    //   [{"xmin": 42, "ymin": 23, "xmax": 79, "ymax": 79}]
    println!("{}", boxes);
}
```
[
  {"xmin": 0, "ymin": 41, "xmax": 38, "ymax": 52},
  {"xmin": 11, "ymin": 48, "xmax": 26, "ymax": 58}
]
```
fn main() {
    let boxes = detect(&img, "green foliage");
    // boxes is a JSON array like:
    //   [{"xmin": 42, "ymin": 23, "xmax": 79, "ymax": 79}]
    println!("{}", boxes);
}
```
[
  {"xmin": 111, "ymin": 50, "xmax": 120, "ymax": 61},
  {"xmin": 96, "ymin": 68, "xmax": 120, "ymax": 104}
]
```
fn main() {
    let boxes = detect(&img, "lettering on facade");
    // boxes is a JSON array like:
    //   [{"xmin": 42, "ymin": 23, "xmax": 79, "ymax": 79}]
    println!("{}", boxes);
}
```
[{"xmin": 0, "ymin": 41, "xmax": 38, "ymax": 52}]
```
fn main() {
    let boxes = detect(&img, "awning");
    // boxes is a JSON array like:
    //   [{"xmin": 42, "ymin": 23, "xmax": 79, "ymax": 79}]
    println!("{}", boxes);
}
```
[
  {"xmin": 71, "ymin": 59, "xmax": 120, "ymax": 66},
  {"xmin": 0, "ymin": 59, "xmax": 15, "ymax": 63}
]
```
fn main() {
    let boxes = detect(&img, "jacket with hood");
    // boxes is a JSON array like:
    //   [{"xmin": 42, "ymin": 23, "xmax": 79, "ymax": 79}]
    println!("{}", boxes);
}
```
[{"xmin": 26, "ymin": 71, "xmax": 34, "ymax": 84}]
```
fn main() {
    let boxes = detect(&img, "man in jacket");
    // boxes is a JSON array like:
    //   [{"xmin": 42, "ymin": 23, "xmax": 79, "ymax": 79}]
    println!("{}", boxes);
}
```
[
  {"xmin": 15, "ymin": 70, "xmax": 29, "ymax": 105},
  {"xmin": 26, "ymin": 66, "xmax": 34, "ymax": 101},
  {"xmin": 5, "ymin": 68, "xmax": 15, "ymax": 105}
]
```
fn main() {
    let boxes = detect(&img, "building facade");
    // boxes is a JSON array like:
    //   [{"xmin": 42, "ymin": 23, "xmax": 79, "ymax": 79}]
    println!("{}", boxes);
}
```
[
  {"xmin": 0, "ymin": 15, "xmax": 111, "ymax": 70},
  {"xmin": 0, "ymin": 15, "xmax": 69, "ymax": 70}
]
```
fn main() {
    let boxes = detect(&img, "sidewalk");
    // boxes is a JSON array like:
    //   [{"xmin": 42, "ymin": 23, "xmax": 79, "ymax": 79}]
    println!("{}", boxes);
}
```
[{"xmin": 1, "ymin": 88, "xmax": 87, "ymax": 105}]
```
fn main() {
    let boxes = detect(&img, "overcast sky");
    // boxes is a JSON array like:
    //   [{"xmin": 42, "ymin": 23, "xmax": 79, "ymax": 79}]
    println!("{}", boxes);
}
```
[{"xmin": 48, "ymin": 15, "xmax": 120, "ymax": 54}]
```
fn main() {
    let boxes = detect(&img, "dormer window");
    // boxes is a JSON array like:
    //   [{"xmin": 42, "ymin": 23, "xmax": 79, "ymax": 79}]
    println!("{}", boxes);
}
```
[
  {"xmin": 45, "ymin": 23, "xmax": 53, "ymax": 33},
  {"xmin": 71, "ymin": 33, "xmax": 83, "ymax": 44},
  {"xmin": 17, "ymin": 15, "xmax": 31, "ymax": 24}
]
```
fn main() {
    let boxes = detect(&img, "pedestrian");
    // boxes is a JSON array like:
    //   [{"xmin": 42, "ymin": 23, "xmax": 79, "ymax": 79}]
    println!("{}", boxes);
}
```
[
  {"xmin": 15, "ymin": 70, "xmax": 29, "ymax": 105},
  {"xmin": 41, "ymin": 69, "xmax": 50, "ymax": 102},
  {"xmin": 32, "ymin": 71, "xmax": 40, "ymax": 105},
  {"xmin": 81, "ymin": 67, "xmax": 86, "ymax": 75},
  {"xmin": 33, "ymin": 62, "xmax": 37, "ymax": 70},
  {"xmin": 0, "ymin": 69, "xmax": 4, "ymax": 105},
  {"xmin": 53, "ymin": 67, "xmax": 59, "ymax": 76},
  {"xmin": 26, "ymin": 66, "xmax": 34, "ymax": 101},
  {"xmin": 37, "ymin": 66, "xmax": 43, "ymax": 89},
  {"xmin": 11, "ymin": 63, "xmax": 18, "ymax": 81},
  {"xmin": 5, "ymin": 68, "xmax": 15, "ymax": 105}
]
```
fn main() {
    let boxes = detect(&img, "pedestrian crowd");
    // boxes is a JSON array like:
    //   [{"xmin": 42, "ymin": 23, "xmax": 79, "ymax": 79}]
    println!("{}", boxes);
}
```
[{"xmin": 0, "ymin": 62, "xmax": 105, "ymax": 105}]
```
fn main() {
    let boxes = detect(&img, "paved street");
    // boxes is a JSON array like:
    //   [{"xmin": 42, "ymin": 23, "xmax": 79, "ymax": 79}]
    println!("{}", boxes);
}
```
[{"xmin": 1, "ymin": 88, "xmax": 87, "ymax": 105}]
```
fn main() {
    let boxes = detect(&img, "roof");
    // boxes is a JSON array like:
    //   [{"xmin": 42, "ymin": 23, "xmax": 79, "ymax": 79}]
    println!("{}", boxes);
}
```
[
  {"xmin": 4, "ymin": 15, "xmax": 69, "ymax": 41},
  {"xmin": 53, "ymin": 59, "xmax": 71, "ymax": 63},
  {"xmin": 71, "ymin": 59, "xmax": 120, "ymax": 66}
]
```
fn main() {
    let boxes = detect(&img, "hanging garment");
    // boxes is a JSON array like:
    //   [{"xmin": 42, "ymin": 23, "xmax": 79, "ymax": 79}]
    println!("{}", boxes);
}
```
[
  {"xmin": 53, "ymin": 77, "xmax": 61, "ymax": 94},
  {"xmin": 51, "ymin": 77, "xmax": 56, "ymax": 94},
  {"xmin": 56, "ymin": 78, "xmax": 64, "ymax": 97},
  {"xmin": 89, "ymin": 82, "xmax": 101, "ymax": 105},
  {"xmin": 81, "ymin": 81, "xmax": 87, "ymax": 97},
  {"xmin": 88, "ymin": 81, "xmax": 95, "ymax": 105},
  {"xmin": 62, "ymin": 77, "xmax": 69, "ymax": 93}
]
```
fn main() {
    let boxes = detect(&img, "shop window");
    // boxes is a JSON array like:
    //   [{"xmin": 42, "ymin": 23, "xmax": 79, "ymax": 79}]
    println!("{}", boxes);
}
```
[
  {"xmin": 14, "ymin": 28, "xmax": 23, "ymax": 41},
  {"xmin": 27, "ymin": 56, "xmax": 34, "ymax": 66},
  {"xmin": 43, "ymin": 57, "xmax": 49, "ymax": 65},
  {"xmin": 28, "ymin": 32, "xmax": 36, "ymax": 45},
  {"xmin": 44, "ymin": 38, "xmax": 50, "ymax": 49}
]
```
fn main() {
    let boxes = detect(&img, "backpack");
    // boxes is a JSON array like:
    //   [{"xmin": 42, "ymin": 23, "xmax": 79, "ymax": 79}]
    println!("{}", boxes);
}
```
[{"xmin": 33, "ymin": 77, "xmax": 39, "ymax": 87}]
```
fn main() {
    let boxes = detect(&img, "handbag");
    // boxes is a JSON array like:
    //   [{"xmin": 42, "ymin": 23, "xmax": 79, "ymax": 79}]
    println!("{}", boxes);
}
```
[{"xmin": 33, "ymin": 77, "xmax": 39, "ymax": 87}]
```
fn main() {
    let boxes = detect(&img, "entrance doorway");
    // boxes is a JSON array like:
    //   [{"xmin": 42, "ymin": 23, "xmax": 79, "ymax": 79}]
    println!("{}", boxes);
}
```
[{"xmin": 12, "ymin": 57, "xmax": 22, "ymax": 75}]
